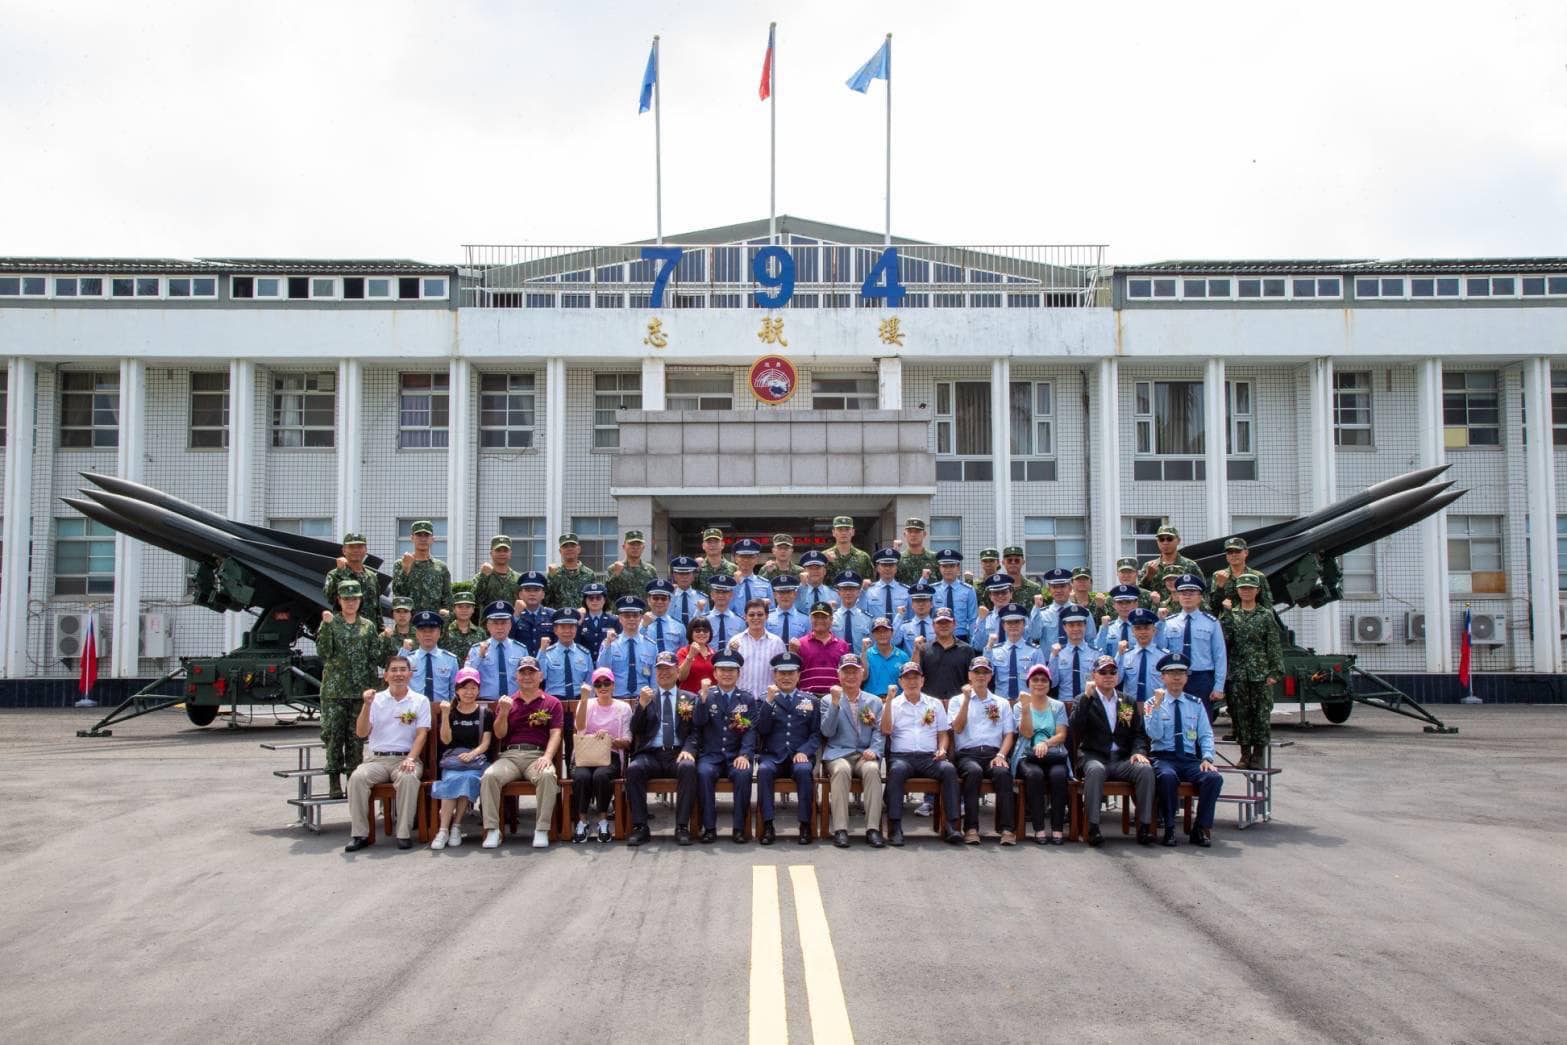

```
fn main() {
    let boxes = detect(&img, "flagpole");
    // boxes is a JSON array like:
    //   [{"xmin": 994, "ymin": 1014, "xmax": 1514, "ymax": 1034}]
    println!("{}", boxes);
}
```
[
  {"xmin": 769, "ymin": 22, "xmax": 777, "ymax": 245},
  {"xmin": 883, "ymin": 32, "xmax": 892, "ymax": 246},
  {"xmin": 653, "ymin": 34, "xmax": 663, "ymax": 245}
]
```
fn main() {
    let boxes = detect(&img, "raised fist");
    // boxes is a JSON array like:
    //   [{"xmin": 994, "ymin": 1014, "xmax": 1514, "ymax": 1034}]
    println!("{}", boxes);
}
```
[
  {"xmin": 1033, "ymin": 594, "xmax": 1045, "ymax": 608},
  {"xmin": 963, "ymin": 571, "xmax": 975, "ymax": 584},
  {"xmin": 610, "ymin": 561, "xmax": 625, "ymax": 576},
  {"xmin": 402, "ymin": 639, "xmax": 414, "ymax": 650},
  {"xmin": 478, "ymin": 640, "xmax": 491, "ymax": 657},
  {"xmin": 439, "ymin": 609, "xmax": 451, "ymax": 619},
  {"xmin": 830, "ymin": 685, "xmax": 844, "ymax": 704},
  {"xmin": 335, "ymin": 556, "xmax": 348, "ymax": 570},
  {"xmin": 788, "ymin": 638, "xmax": 801, "ymax": 651},
  {"xmin": 1222, "ymin": 599, "xmax": 1233, "ymax": 611},
  {"xmin": 321, "ymin": 611, "xmax": 334, "ymax": 624},
  {"xmin": 700, "ymin": 678, "xmax": 713, "ymax": 692},
  {"xmin": 380, "ymin": 627, "xmax": 393, "ymax": 638},
  {"xmin": 1214, "ymin": 569, "xmax": 1230, "ymax": 587},
  {"xmin": 638, "ymin": 686, "xmax": 655, "ymax": 707},
  {"xmin": 538, "ymin": 637, "xmax": 553, "ymax": 652},
  {"xmin": 605, "ymin": 629, "xmax": 618, "ymax": 643},
  {"xmin": 1050, "ymin": 643, "xmax": 1061, "ymax": 655},
  {"xmin": 920, "ymin": 568, "xmax": 931, "ymax": 582},
  {"xmin": 580, "ymin": 683, "xmax": 593, "ymax": 699},
  {"xmin": 1118, "ymin": 639, "xmax": 1129, "ymax": 653},
  {"xmin": 976, "ymin": 605, "xmax": 990, "ymax": 619},
  {"xmin": 860, "ymin": 636, "xmax": 872, "ymax": 652},
  {"xmin": 401, "ymin": 552, "xmax": 414, "ymax": 573},
  {"xmin": 480, "ymin": 562, "xmax": 494, "ymax": 576},
  {"xmin": 766, "ymin": 684, "xmax": 779, "ymax": 702},
  {"xmin": 1092, "ymin": 593, "xmax": 1106, "ymax": 608},
  {"xmin": 893, "ymin": 538, "xmax": 904, "ymax": 550},
  {"xmin": 362, "ymin": 688, "xmax": 375, "ymax": 701},
  {"xmin": 985, "ymin": 633, "xmax": 997, "ymax": 649}
]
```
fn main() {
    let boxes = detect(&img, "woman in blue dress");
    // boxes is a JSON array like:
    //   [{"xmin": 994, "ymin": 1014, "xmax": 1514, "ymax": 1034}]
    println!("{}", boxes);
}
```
[{"xmin": 430, "ymin": 667, "xmax": 492, "ymax": 851}]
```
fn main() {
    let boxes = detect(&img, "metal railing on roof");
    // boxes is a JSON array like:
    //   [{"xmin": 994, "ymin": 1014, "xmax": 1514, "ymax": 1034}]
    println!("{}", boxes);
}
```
[{"xmin": 459, "ymin": 242, "xmax": 1108, "ymax": 309}]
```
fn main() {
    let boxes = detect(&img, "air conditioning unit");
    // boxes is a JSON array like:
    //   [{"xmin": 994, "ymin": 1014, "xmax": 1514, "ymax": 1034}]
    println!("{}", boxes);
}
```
[
  {"xmin": 1405, "ymin": 612, "xmax": 1426, "ymax": 642},
  {"xmin": 53, "ymin": 611, "xmax": 106, "ymax": 661},
  {"xmin": 1470, "ymin": 614, "xmax": 1506, "ymax": 646},
  {"xmin": 140, "ymin": 612, "xmax": 173, "ymax": 658},
  {"xmin": 1350, "ymin": 615, "xmax": 1391, "ymax": 644}
]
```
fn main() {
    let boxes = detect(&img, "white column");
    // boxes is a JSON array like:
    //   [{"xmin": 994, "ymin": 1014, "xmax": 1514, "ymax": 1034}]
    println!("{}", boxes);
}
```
[
  {"xmin": 446, "ymin": 359, "xmax": 473, "ymax": 579},
  {"xmin": 1416, "ymin": 358, "xmax": 1452, "ymax": 672},
  {"xmin": 224, "ymin": 360, "xmax": 256, "ymax": 651},
  {"xmin": 990, "ymin": 358, "xmax": 1013, "ymax": 547},
  {"xmin": 1204, "ymin": 357, "xmax": 1229, "ymax": 540},
  {"xmin": 1094, "ymin": 358, "xmax": 1123, "ymax": 577},
  {"xmin": 877, "ymin": 356, "xmax": 903, "ymax": 411},
  {"xmin": 335, "ymin": 359, "xmax": 363, "ymax": 539},
  {"xmin": 545, "ymin": 358, "xmax": 566, "ymax": 554},
  {"xmin": 2, "ymin": 358, "xmax": 36, "ymax": 677},
  {"xmin": 641, "ymin": 357, "xmax": 666, "ymax": 412},
  {"xmin": 1307, "ymin": 358, "xmax": 1341, "ymax": 650},
  {"xmin": 1524, "ymin": 357, "xmax": 1561, "ymax": 672},
  {"xmin": 112, "ymin": 357, "xmax": 146, "ymax": 677}
]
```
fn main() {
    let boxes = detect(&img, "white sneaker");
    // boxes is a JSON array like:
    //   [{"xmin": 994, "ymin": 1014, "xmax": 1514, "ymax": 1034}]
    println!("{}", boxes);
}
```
[
  {"xmin": 448, "ymin": 826, "xmax": 463, "ymax": 848},
  {"xmin": 532, "ymin": 829, "xmax": 550, "ymax": 849},
  {"xmin": 915, "ymin": 799, "xmax": 933, "ymax": 817},
  {"xmin": 482, "ymin": 829, "xmax": 502, "ymax": 849},
  {"xmin": 429, "ymin": 829, "xmax": 449, "ymax": 851}
]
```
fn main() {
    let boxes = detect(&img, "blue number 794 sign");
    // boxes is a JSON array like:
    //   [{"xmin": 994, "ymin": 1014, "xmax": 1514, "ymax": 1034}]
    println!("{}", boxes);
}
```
[{"xmin": 638, "ymin": 245, "xmax": 906, "ymax": 309}]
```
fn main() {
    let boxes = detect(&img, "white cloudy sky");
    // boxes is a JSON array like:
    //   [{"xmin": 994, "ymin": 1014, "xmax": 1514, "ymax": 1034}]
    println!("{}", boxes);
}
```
[{"xmin": 2, "ymin": 0, "xmax": 1565, "ymax": 265}]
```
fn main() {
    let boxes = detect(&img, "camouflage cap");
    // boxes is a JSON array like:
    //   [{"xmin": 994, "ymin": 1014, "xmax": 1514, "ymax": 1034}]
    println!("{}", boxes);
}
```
[
  {"xmin": 1002, "ymin": 546, "xmax": 1025, "ymax": 559},
  {"xmin": 557, "ymin": 532, "xmax": 580, "ymax": 547},
  {"xmin": 831, "ymin": 515, "xmax": 854, "ymax": 528},
  {"xmin": 490, "ymin": 534, "xmax": 512, "ymax": 549},
  {"xmin": 391, "ymin": 596, "xmax": 414, "ymax": 611},
  {"xmin": 903, "ymin": 518, "xmax": 928, "ymax": 531},
  {"xmin": 701, "ymin": 527, "xmax": 724, "ymax": 541},
  {"xmin": 341, "ymin": 533, "xmax": 367, "ymax": 546},
  {"xmin": 1224, "ymin": 536, "xmax": 1249, "ymax": 551},
  {"xmin": 1071, "ymin": 566, "xmax": 1092, "ymax": 579},
  {"xmin": 452, "ymin": 590, "xmax": 477, "ymax": 606},
  {"xmin": 1236, "ymin": 571, "xmax": 1264, "ymax": 588},
  {"xmin": 624, "ymin": 530, "xmax": 646, "ymax": 543},
  {"xmin": 771, "ymin": 532, "xmax": 794, "ymax": 546},
  {"xmin": 410, "ymin": 520, "xmax": 434, "ymax": 535},
  {"xmin": 336, "ymin": 580, "xmax": 364, "ymax": 598},
  {"xmin": 1156, "ymin": 524, "xmax": 1180, "ymax": 538},
  {"xmin": 1115, "ymin": 556, "xmax": 1138, "ymax": 571},
  {"xmin": 979, "ymin": 548, "xmax": 1000, "ymax": 561}
]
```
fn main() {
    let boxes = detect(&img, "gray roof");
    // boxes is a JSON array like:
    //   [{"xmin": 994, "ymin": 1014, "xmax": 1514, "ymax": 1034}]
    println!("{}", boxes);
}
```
[
  {"xmin": 0, "ymin": 257, "xmax": 454, "ymax": 275},
  {"xmin": 636, "ymin": 214, "xmax": 930, "ymax": 247},
  {"xmin": 1119, "ymin": 258, "xmax": 1567, "ymax": 275}
]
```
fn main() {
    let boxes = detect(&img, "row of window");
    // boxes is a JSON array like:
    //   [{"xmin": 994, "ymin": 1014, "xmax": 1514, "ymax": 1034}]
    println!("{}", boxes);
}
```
[
  {"xmin": 1126, "ymin": 273, "xmax": 1567, "ymax": 302},
  {"xmin": 0, "ymin": 274, "xmax": 448, "ymax": 301}
]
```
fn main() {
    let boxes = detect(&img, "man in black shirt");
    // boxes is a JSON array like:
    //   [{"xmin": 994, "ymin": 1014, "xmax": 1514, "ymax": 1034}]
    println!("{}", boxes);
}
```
[{"xmin": 919, "ymin": 607, "xmax": 977, "ymax": 700}]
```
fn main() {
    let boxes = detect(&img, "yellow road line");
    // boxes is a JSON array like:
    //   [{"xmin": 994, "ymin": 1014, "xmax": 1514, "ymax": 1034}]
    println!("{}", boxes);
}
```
[
  {"xmin": 750, "ymin": 865, "xmax": 788, "ymax": 1045},
  {"xmin": 789, "ymin": 865, "xmax": 854, "ymax": 1045}
]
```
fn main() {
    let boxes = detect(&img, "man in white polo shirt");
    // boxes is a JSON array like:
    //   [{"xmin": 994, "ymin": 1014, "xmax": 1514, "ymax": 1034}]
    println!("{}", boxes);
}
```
[
  {"xmin": 345, "ymin": 654, "xmax": 431, "ymax": 851},
  {"xmin": 879, "ymin": 661, "xmax": 963, "ymax": 847}
]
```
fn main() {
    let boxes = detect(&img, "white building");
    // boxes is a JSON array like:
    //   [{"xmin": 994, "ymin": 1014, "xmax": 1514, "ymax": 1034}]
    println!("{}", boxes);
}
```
[{"xmin": 2, "ymin": 218, "xmax": 1563, "ymax": 686}]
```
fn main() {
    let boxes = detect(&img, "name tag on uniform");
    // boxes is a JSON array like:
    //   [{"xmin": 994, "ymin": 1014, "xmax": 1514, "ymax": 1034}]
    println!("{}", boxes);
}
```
[
  {"xmin": 734, "ymin": 703, "xmax": 748, "ymax": 713},
  {"xmin": 796, "ymin": 699, "xmax": 813, "ymax": 713}
]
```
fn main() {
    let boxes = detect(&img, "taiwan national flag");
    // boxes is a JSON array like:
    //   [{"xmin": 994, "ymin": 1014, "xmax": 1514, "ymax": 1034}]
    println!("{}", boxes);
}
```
[
  {"xmin": 1457, "ymin": 607, "xmax": 1472, "ymax": 691},
  {"xmin": 759, "ymin": 24, "xmax": 774, "ymax": 100},
  {"xmin": 79, "ymin": 613, "xmax": 99, "ymax": 699}
]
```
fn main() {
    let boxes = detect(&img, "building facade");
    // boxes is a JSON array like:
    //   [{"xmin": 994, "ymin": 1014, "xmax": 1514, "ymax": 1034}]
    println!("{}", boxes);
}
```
[{"xmin": 2, "ymin": 219, "xmax": 1563, "ymax": 684}]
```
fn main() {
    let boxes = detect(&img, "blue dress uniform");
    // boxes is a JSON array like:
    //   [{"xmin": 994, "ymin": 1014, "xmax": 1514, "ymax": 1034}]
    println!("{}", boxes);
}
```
[
  {"xmin": 930, "ymin": 549, "xmax": 978, "ymax": 641},
  {"xmin": 596, "ymin": 597, "xmax": 659, "ymax": 698},
  {"xmin": 865, "ymin": 548, "xmax": 911, "ymax": 624},
  {"xmin": 898, "ymin": 584, "xmax": 938, "ymax": 648},
  {"xmin": 754, "ymin": 653, "xmax": 823, "ymax": 841},
  {"xmin": 464, "ymin": 603, "xmax": 531, "ymax": 700},
  {"xmin": 539, "ymin": 609, "xmax": 595, "ymax": 698},
  {"xmin": 667, "ymin": 557, "xmax": 708, "ymax": 628},
  {"xmin": 765, "ymin": 576, "xmax": 811, "ymax": 645},
  {"xmin": 1117, "ymin": 611, "xmax": 1170, "ymax": 706},
  {"xmin": 692, "ymin": 650, "xmax": 758, "ymax": 839},
  {"xmin": 1096, "ymin": 585, "xmax": 1165, "ymax": 653},
  {"xmin": 1143, "ymin": 652, "xmax": 1225, "ymax": 846},
  {"xmin": 577, "ymin": 583, "xmax": 614, "ymax": 660},
  {"xmin": 976, "ymin": 574, "xmax": 1019, "ymax": 646},
  {"xmin": 730, "ymin": 573, "xmax": 774, "ymax": 609},
  {"xmin": 406, "ymin": 610, "xmax": 459, "ymax": 704},
  {"xmin": 701, "ymin": 576, "xmax": 747, "ymax": 649},
  {"xmin": 508, "ymin": 571, "xmax": 554, "ymax": 654},
  {"xmin": 830, "ymin": 576, "xmax": 873, "ymax": 650},
  {"xmin": 795, "ymin": 551, "xmax": 840, "ymax": 613},
  {"xmin": 643, "ymin": 579, "xmax": 688, "ymax": 655},
  {"xmin": 1049, "ymin": 605, "xmax": 1098, "ymax": 709},
  {"xmin": 1027, "ymin": 569, "xmax": 1076, "ymax": 645},
  {"xmin": 987, "ymin": 604, "xmax": 1045, "ymax": 700},
  {"xmin": 1160, "ymin": 574, "xmax": 1229, "ymax": 720}
]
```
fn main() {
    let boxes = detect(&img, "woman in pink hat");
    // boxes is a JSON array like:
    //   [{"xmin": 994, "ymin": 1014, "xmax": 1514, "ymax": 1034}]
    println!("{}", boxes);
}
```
[
  {"xmin": 571, "ymin": 668, "xmax": 633, "ymax": 843},
  {"xmin": 430, "ymin": 667, "xmax": 493, "ymax": 850}
]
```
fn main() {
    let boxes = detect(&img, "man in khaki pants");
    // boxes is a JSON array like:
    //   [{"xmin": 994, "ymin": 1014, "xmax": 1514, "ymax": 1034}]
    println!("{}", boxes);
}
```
[
  {"xmin": 480, "ymin": 657, "xmax": 564, "ymax": 850},
  {"xmin": 345, "ymin": 655, "xmax": 431, "ymax": 851},
  {"xmin": 818, "ymin": 654, "xmax": 886, "ymax": 849}
]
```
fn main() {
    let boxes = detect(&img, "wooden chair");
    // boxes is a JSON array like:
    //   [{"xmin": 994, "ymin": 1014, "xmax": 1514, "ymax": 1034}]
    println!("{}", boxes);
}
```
[
  {"xmin": 1067, "ymin": 779, "xmax": 1195, "ymax": 840},
  {"xmin": 754, "ymin": 767, "xmax": 826, "ymax": 837}
]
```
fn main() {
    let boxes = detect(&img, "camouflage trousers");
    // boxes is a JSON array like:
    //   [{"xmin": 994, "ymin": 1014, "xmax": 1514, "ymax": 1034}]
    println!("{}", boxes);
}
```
[
  {"xmin": 320, "ymin": 698, "xmax": 365, "ymax": 775},
  {"xmin": 1227, "ymin": 681, "xmax": 1273, "ymax": 747}
]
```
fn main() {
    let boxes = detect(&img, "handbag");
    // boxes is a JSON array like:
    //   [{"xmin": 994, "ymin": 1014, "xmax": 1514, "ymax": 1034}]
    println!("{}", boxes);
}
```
[
  {"xmin": 440, "ymin": 746, "xmax": 487, "ymax": 772},
  {"xmin": 574, "ymin": 731, "xmax": 612, "ymax": 768}
]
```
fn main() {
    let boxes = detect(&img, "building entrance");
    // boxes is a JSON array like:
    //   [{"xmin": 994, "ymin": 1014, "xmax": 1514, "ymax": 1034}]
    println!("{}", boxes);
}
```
[{"xmin": 667, "ymin": 516, "xmax": 885, "ymax": 560}]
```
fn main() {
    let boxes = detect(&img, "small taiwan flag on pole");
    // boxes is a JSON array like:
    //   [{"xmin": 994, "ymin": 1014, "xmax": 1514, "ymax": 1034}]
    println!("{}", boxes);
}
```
[
  {"xmin": 1458, "ymin": 606, "xmax": 1481, "ymax": 704},
  {"xmin": 759, "ymin": 23, "xmax": 775, "ymax": 100},
  {"xmin": 75, "ymin": 612, "xmax": 99, "ymax": 708}
]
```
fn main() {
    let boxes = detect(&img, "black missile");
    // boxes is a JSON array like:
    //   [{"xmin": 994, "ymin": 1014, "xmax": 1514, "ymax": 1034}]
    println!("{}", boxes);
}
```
[
  {"xmin": 1320, "ymin": 488, "xmax": 1467, "ymax": 560},
  {"xmin": 63, "ymin": 495, "xmax": 209, "ymax": 564},
  {"xmin": 1235, "ymin": 484, "xmax": 1460, "ymax": 578}
]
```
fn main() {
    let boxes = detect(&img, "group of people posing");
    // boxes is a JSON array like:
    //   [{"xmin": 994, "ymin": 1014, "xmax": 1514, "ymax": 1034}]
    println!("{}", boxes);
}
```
[{"xmin": 319, "ymin": 516, "xmax": 1286, "ymax": 852}]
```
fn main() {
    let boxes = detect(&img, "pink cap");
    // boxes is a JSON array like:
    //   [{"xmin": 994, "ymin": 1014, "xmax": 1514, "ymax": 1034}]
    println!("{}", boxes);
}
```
[
  {"xmin": 1025, "ymin": 663, "xmax": 1052, "ymax": 682},
  {"xmin": 454, "ymin": 667, "xmax": 481, "ymax": 688},
  {"xmin": 590, "ymin": 667, "xmax": 616, "ymax": 684}
]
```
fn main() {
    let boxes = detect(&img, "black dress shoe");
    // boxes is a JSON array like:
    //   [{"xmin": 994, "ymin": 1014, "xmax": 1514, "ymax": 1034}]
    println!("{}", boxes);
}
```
[
  {"xmin": 700, "ymin": 828, "xmax": 718, "ymax": 844},
  {"xmin": 1086, "ymin": 824, "xmax": 1104, "ymax": 847},
  {"xmin": 888, "ymin": 823, "xmax": 905, "ymax": 847},
  {"xmin": 797, "ymin": 826, "xmax": 813, "ymax": 845},
  {"xmin": 942, "ymin": 826, "xmax": 964, "ymax": 845},
  {"xmin": 626, "ymin": 824, "xmax": 651, "ymax": 846},
  {"xmin": 759, "ymin": 820, "xmax": 776, "ymax": 845},
  {"xmin": 344, "ymin": 836, "xmax": 370, "ymax": 852},
  {"xmin": 1137, "ymin": 824, "xmax": 1154, "ymax": 846},
  {"xmin": 597, "ymin": 823, "xmax": 613, "ymax": 843},
  {"xmin": 1162, "ymin": 827, "xmax": 1179, "ymax": 847},
  {"xmin": 396, "ymin": 837, "xmax": 412, "ymax": 850},
  {"xmin": 675, "ymin": 826, "xmax": 693, "ymax": 846},
  {"xmin": 833, "ymin": 830, "xmax": 850, "ymax": 849},
  {"xmin": 865, "ymin": 829, "xmax": 885, "ymax": 849},
  {"xmin": 1189, "ymin": 826, "xmax": 1211, "ymax": 848},
  {"xmin": 573, "ymin": 821, "xmax": 589, "ymax": 844},
  {"xmin": 733, "ymin": 830, "xmax": 751, "ymax": 844}
]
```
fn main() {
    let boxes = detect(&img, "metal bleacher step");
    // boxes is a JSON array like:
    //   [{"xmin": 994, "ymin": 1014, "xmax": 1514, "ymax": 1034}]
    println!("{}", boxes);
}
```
[
  {"xmin": 273, "ymin": 767, "xmax": 333, "ymax": 779},
  {"xmin": 260, "ymin": 741, "xmax": 326, "ymax": 752},
  {"xmin": 288, "ymin": 797, "xmax": 348, "ymax": 809}
]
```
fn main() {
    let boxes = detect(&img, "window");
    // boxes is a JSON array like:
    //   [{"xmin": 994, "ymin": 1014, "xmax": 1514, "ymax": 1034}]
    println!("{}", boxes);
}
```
[
  {"xmin": 666, "ymin": 374, "xmax": 733, "ymax": 411},
  {"xmin": 1559, "ymin": 516, "xmax": 1567, "ymax": 593},
  {"xmin": 268, "ymin": 517, "xmax": 333, "ymax": 539},
  {"xmin": 53, "ymin": 277, "xmax": 103, "ymax": 297},
  {"xmin": 1009, "ymin": 381, "xmax": 1053, "ymax": 456},
  {"xmin": 1134, "ymin": 380, "xmax": 1204, "ymax": 456},
  {"xmin": 1341, "ymin": 545, "xmax": 1377, "ymax": 595},
  {"xmin": 166, "ymin": 276, "xmax": 217, "ymax": 298},
  {"xmin": 571, "ymin": 516, "xmax": 619, "ymax": 572},
  {"xmin": 1553, "ymin": 372, "xmax": 1567, "ymax": 447},
  {"xmin": 398, "ymin": 373, "xmax": 449, "ymax": 449},
  {"xmin": 929, "ymin": 516, "xmax": 962, "ymax": 556},
  {"xmin": 1410, "ymin": 276, "xmax": 1462, "ymax": 298},
  {"xmin": 1121, "ymin": 517, "xmax": 1163, "ymax": 561},
  {"xmin": 1022, "ymin": 517, "xmax": 1086, "ymax": 575},
  {"xmin": 1443, "ymin": 371, "xmax": 1500, "ymax": 448},
  {"xmin": 0, "ymin": 370, "xmax": 6, "ymax": 449},
  {"xmin": 499, "ymin": 516, "xmax": 547, "ymax": 572},
  {"xmin": 1334, "ymin": 371, "xmax": 1373, "ymax": 447},
  {"xmin": 1448, "ymin": 516, "xmax": 1504, "ymax": 594},
  {"xmin": 397, "ymin": 517, "xmax": 448, "ymax": 561},
  {"xmin": 59, "ymin": 371, "xmax": 119, "ymax": 449},
  {"xmin": 933, "ymin": 380, "xmax": 994, "ymax": 481},
  {"xmin": 109, "ymin": 276, "xmax": 162, "ymax": 298},
  {"xmin": 812, "ymin": 375, "xmax": 877, "ymax": 410},
  {"xmin": 1354, "ymin": 276, "xmax": 1406, "ymax": 298},
  {"xmin": 593, "ymin": 373, "xmax": 640, "ymax": 449},
  {"xmin": 479, "ymin": 373, "xmax": 536, "ymax": 448},
  {"xmin": 189, "ymin": 372, "xmax": 229, "ymax": 449},
  {"xmin": 367, "ymin": 277, "xmax": 393, "ymax": 299},
  {"xmin": 0, "ymin": 275, "xmax": 48, "ymax": 297},
  {"xmin": 54, "ymin": 518, "xmax": 115, "ymax": 596},
  {"xmin": 1226, "ymin": 380, "xmax": 1253, "ymax": 455},
  {"xmin": 421, "ymin": 277, "xmax": 449, "ymax": 299},
  {"xmin": 271, "ymin": 372, "xmax": 335, "ymax": 448}
]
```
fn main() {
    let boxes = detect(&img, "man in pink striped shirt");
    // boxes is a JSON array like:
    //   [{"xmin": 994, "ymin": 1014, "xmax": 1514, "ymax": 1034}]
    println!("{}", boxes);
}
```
[{"xmin": 797, "ymin": 604, "xmax": 850, "ymax": 694}]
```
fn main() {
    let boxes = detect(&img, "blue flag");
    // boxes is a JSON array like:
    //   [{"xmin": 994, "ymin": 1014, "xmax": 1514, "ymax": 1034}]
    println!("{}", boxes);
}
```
[
  {"xmin": 639, "ymin": 42, "xmax": 657, "ymax": 113},
  {"xmin": 846, "ymin": 38, "xmax": 889, "ymax": 93}
]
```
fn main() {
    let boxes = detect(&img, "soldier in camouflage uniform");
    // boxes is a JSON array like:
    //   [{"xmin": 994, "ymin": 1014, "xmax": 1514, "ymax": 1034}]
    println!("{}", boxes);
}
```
[
  {"xmin": 391, "ymin": 519, "xmax": 452, "ymax": 614},
  {"xmin": 695, "ymin": 527, "xmax": 737, "ymax": 594},
  {"xmin": 441, "ymin": 587, "xmax": 483, "ymax": 664},
  {"xmin": 1139, "ymin": 524, "xmax": 1204, "ymax": 594},
  {"xmin": 822, "ymin": 515, "xmax": 874, "ymax": 583},
  {"xmin": 1114, "ymin": 556, "xmax": 1161, "ymax": 612},
  {"xmin": 605, "ymin": 530, "xmax": 659, "ymax": 602},
  {"xmin": 1001, "ymin": 546, "xmax": 1043, "ymax": 606},
  {"xmin": 1209, "ymin": 537, "xmax": 1272, "ymax": 611},
  {"xmin": 759, "ymin": 532, "xmax": 799, "ymax": 580},
  {"xmin": 377, "ymin": 597, "xmax": 417, "ymax": 665},
  {"xmin": 316, "ymin": 580, "xmax": 382, "ymax": 797},
  {"xmin": 473, "ymin": 534, "xmax": 523, "ymax": 607},
  {"xmin": 1071, "ymin": 566, "xmax": 1110, "ymax": 629},
  {"xmin": 968, "ymin": 547, "xmax": 1002, "ymax": 602},
  {"xmin": 323, "ymin": 533, "xmax": 385, "ymax": 624},
  {"xmin": 1155, "ymin": 562, "xmax": 1206, "ymax": 615},
  {"xmin": 1219, "ymin": 571, "xmax": 1284, "ymax": 768},
  {"xmin": 546, "ymin": 532, "xmax": 602, "ymax": 609},
  {"xmin": 894, "ymin": 518, "xmax": 940, "ymax": 586}
]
